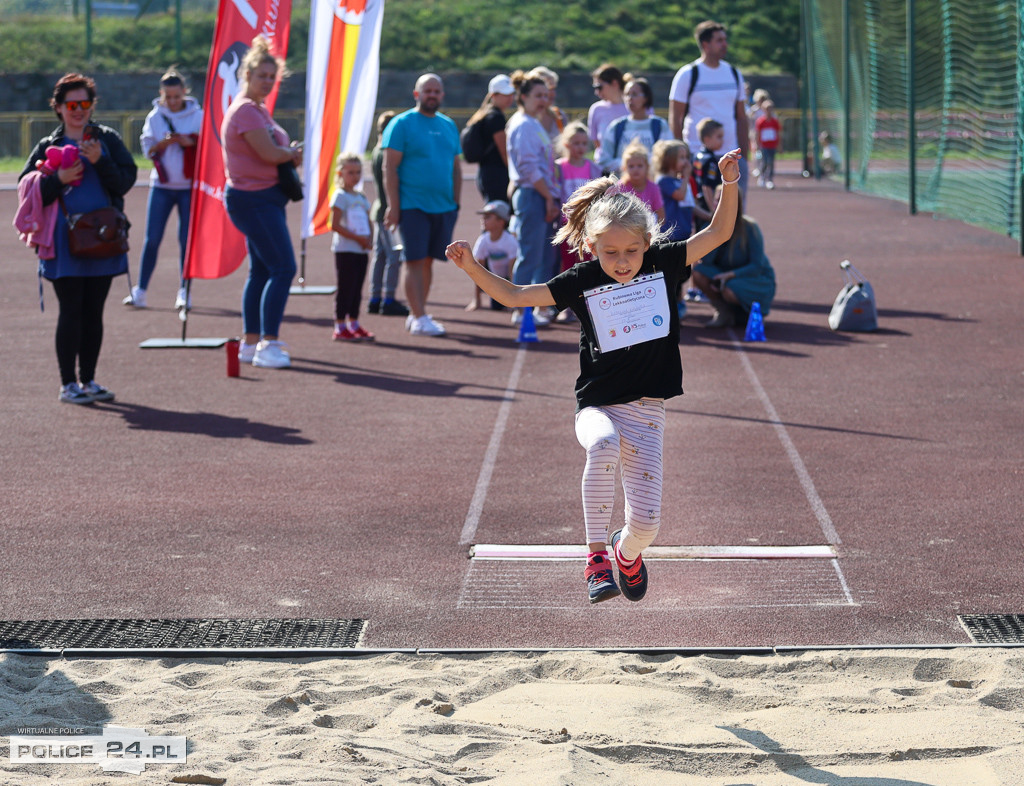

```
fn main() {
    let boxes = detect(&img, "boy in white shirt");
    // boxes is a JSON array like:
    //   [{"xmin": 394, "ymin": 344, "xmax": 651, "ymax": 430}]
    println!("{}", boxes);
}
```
[{"xmin": 469, "ymin": 200, "xmax": 519, "ymax": 311}]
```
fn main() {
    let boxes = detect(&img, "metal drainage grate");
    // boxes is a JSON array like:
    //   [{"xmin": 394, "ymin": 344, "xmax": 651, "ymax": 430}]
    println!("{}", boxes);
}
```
[
  {"xmin": 0, "ymin": 618, "xmax": 366, "ymax": 651},
  {"xmin": 959, "ymin": 614, "xmax": 1024, "ymax": 644}
]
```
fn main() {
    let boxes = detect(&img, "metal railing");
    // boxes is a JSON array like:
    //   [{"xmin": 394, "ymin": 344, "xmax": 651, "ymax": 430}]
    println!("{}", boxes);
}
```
[{"xmin": 2, "ymin": 107, "xmax": 804, "ymax": 160}]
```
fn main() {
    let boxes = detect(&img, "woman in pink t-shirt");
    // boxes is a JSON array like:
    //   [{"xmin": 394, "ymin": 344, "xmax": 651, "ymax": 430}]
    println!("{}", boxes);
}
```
[
  {"xmin": 586, "ymin": 64, "xmax": 627, "ymax": 155},
  {"xmin": 615, "ymin": 139, "xmax": 664, "ymax": 225},
  {"xmin": 222, "ymin": 35, "xmax": 303, "ymax": 370}
]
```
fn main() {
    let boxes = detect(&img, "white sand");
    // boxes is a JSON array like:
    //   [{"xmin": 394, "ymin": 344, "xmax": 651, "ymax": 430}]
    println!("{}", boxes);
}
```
[{"xmin": 2, "ymin": 648, "xmax": 1023, "ymax": 784}]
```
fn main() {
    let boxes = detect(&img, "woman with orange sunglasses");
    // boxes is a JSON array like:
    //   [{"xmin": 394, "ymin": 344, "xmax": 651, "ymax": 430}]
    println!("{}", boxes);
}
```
[{"xmin": 18, "ymin": 72, "xmax": 137, "ymax": 405}]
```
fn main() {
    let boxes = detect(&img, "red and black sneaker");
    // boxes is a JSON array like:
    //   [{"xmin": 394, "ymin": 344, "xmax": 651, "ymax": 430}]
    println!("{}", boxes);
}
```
[
  {"xmin": 585, "ymin": 553, "xmax": 621, "ymax": 604},
  {"xmin": 610, "ymin": 529, "xmax": 648, "ymax": 602}
]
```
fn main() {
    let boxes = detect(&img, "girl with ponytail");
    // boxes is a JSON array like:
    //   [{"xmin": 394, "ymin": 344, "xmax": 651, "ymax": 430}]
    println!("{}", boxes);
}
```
[{"xmin": 447, "ymin": 148, "xmax": 744, "ymax": 607}]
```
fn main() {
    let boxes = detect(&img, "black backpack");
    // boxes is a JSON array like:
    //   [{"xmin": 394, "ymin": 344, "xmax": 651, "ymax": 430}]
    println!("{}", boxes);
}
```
[
  {"xmin": 460, "ymin": 119, "xmax": 490, "ymax": 164},
  {"xmin": 680, "ymin": 59, "xmax": 740, "ymax": 122}
]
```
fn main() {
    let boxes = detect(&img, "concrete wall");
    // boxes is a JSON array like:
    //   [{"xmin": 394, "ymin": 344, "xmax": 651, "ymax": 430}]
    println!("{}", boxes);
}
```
[{"xmin": 1, "ymin": 69, "xmax": 799, "ymax": 114}]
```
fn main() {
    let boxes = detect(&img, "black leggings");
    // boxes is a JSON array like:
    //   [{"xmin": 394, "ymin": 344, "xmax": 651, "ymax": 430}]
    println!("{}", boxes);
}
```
[
  {"xmin": 334, "ymin": 252, "xmax": 369, "ymax": 321},
  {"xmin": 477, "ymin": 163, "xmax": 510, "ymax": 205},
  {"xmin": 50, "ymin": 275, "xmax": 113, "ymax": 385}
]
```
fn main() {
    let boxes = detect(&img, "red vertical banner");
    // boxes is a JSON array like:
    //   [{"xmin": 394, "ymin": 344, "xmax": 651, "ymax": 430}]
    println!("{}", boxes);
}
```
[{"xmin": 183, "ymin": 0, "xmax": 292, "ymax": 281}]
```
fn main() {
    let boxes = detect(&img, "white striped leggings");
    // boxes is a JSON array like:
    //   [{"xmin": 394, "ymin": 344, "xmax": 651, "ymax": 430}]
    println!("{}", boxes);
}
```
[{"xmin": 574, "ymin": 398, "xmax": 665, "ymax": 562}]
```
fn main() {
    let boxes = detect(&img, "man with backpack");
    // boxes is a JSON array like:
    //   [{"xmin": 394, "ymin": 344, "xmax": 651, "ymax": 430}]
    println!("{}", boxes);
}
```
[{"xmin": 669, "ymin": 20, "xmax": 750, "ymax": 195}]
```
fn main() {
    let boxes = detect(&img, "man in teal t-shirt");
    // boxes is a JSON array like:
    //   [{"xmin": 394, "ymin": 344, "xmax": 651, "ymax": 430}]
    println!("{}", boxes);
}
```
[{"xmin": 382, "ymin": 73, "xmax": 462, "ymax": 337}]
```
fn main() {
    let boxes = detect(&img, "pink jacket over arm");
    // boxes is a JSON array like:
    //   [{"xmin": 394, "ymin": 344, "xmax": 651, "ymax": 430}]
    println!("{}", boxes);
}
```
[{"xmin": 13, "ymin": 171, "xmax": 58, "ymax": 260}]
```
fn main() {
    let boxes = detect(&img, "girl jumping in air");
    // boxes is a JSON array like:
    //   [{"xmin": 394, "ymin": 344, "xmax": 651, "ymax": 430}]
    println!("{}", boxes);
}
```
[{"xmin": 447, "ymin": 148, "xmax": 743, "ymax": 604}]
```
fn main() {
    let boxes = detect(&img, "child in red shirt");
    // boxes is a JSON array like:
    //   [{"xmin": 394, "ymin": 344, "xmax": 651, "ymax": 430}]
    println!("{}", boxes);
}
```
[{"xmin": 755, "ymin": 100, "xmax": 781, "ymax": 190}]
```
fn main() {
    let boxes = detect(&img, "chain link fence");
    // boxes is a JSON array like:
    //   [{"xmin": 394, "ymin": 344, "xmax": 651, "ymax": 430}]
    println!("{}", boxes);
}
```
[{"xmin": 802, "ymin": 0, "xmax": 1022, "ymax": 251}]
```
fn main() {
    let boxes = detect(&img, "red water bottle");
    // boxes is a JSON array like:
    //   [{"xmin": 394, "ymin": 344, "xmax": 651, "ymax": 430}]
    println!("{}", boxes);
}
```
[{"xmin": 226, "ymin": 339, "xmax": 240, "ymax": 377}]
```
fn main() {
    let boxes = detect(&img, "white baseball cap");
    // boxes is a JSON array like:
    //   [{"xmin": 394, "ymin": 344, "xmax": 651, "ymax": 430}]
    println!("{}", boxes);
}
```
[
  {"xmin": 488, "ymin": 74, "xmax": 515, "ymax": 96},
  {"xmin": 477, "ymin": 200, "xmax": 511, "ymax": 221}
]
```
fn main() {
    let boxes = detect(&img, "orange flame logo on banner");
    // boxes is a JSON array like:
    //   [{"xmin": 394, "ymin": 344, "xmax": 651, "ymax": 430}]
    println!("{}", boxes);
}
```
[{"xmin": 302, "ymin": 0, "xmax": 384, "ymax": 239}]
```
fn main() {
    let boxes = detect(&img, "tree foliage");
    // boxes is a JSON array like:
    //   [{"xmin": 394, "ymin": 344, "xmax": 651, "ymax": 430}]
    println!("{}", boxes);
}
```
[{"xmin": 0, "ymin": 0, "xmax": 799, "ymax": 75}]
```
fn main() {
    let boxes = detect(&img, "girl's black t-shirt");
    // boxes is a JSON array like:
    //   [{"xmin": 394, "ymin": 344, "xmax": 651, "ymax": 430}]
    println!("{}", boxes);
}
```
[{"xmin": 547, "ymin": 241, "xmax": 691, "ymax": 412}]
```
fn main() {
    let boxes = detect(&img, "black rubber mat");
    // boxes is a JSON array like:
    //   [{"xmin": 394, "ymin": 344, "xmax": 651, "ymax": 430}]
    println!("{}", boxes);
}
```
[
  {"xmin": 0, "ymin": 618, "xmax": 366, "ymax": 650},
  {"xmin": 958, "ymin": 614, "xmax": 1024, "ymax": 644}
]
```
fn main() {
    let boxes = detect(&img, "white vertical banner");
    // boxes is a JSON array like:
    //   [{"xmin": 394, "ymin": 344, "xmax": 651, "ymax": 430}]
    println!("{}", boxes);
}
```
[{"xmin": 301, "ymin": 0, "xmax": 385, "ymax": 239}]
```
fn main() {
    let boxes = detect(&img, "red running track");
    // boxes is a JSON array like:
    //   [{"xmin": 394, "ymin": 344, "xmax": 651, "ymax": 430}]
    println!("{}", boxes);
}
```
[{"xmin": 1, "ymin": 161, "xmax": 1022, "ymax": 649}]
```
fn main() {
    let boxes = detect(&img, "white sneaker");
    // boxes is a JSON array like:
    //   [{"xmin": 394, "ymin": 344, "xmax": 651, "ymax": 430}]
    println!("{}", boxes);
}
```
[
  {"xmin": 175, "ymin": 287, "xmax": 191, "ymax": 310},
  {"xmin": 410, "ymin": 314, "xmax": 445, "ymax": 336},
  {"xmin": 510, "ymin": 309, "xmax": 523, "ymax": 325},
  {"xmin": 122, "ymin": 286, "xmax": 147, "ymax": 308},
  {"xmin": 531, "ymin": 307, "xmax": 552, "ymax": 327},
  {"xmin": 238, "ymin": 341, "xmax": 258, "ymax": 363},
  {"xmin": 252, "ymin": 340, "xmax": 291, "ymax": 368},
  {"xmin": 405, "ymin": 314, "xmax": 415, "ymax": 331}
]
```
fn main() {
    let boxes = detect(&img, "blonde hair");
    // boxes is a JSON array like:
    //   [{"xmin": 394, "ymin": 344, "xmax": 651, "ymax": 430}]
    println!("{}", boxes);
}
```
[
  {"xmin": 651, "ymin": 139, "xmax": 689, "ymax": 176},
  {"xmin": 555, "ymin": 120, "xmax": 589, "ymax": 158},
  {"xmin": 553, "ymin": 177, "xmax": 667, "ymax": 260},
  {"xmin": 619, "ymin": 139, "xmax": 650, "ymax": 176},
  {"xmin": 239, "ymin": 35, "xmax": 287, "ymax": 86},
  {"xmin": 334, "ymin": 151, "xmax": 363, "ymax": 188},
  {"xmin": 527, "ymin": 66, "xmax": 558, "ymax": 88}
]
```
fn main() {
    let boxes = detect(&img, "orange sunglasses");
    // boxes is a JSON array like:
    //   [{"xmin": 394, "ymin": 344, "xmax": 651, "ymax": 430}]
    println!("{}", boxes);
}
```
[{"xmin": 63, "ymin": 99, "xmax": 94, "ymax": 111}]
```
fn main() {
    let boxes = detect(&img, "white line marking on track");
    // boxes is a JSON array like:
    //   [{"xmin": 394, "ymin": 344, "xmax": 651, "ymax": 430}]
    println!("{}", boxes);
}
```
[
  {"xmin": 831, "ymin": 558, "xmax": 856, "ymax": 605},
  {"xmin": 471, "ymin": 544, "xmax": 838, "ymax": 560},
  {"xmin": 459, "ymin": 345, "xmax": 528, "ymax": 545},
  {"xmin": 729, "ymin": 331, "xmax": 856, "ymax": 605},
  {"xmin": 730, "ymin": 332, "xmax": 842, "ymax": 546}
]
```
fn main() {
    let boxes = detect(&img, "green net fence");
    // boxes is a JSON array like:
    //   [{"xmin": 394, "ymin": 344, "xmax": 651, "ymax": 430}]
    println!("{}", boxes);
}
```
[{"xmin": 802, "ymin": 0, "xmax": 1022, "ymax": 248}]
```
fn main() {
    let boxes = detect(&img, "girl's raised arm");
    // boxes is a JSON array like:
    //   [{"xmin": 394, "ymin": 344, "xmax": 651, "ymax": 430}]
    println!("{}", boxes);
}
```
[{"xmin": 446, "ymin": 241, "xmax": 556, "ymax": 309}]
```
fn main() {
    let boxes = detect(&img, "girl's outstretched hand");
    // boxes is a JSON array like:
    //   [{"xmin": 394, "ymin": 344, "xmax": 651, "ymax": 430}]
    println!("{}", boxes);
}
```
[
  {"xmin": 718, "ymin": 148, "xmax": 742, "ymax": 182},
  {"xmin": 445, "ymin": 240, "xmax": 474, "ymax": 269}
]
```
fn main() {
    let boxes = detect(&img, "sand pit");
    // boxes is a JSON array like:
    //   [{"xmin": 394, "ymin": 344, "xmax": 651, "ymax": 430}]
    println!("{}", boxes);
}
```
[{"xmin": 2, "ymin": 647, "xmax": 1022, "ymax": 783}]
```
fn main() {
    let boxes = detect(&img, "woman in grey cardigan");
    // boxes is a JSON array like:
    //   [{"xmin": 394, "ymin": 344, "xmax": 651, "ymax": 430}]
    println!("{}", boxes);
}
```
[{"xmin": 505, "ymin": 70, "xmax": 559, "ymax": 326}]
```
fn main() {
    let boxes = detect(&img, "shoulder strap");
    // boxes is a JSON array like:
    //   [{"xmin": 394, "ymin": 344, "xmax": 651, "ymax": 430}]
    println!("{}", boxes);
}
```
[
  {"xmin": 681, "ymin": 60, "xmax": 701, "ymax": 122},
  {"xmin": 612, "ymin": 117, "xmax": 626, "ymax": 157},
  {"xmin": 682, "ymin": 61, "xmax": 740, "ymax": 120},
  {"xmin": 56, "ymin": 192, "xmax": 74, "ymax": 225},
  {"xmin": 650, "ymin": 118, "xmax": 662, "ymax": 143},
  {"xmin": 686, "ymin": 60, "xmax": 701, "ymax": 102}
]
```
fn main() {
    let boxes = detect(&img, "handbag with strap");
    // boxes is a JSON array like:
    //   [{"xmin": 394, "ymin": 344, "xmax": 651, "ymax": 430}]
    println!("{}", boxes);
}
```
[
  {"xmin": 58, "ymin": 194, "xmax": 130, "ymax": 259},
  {"xmin": 277, "ymin": 160, "xmax": 303, "ymax": 202}
]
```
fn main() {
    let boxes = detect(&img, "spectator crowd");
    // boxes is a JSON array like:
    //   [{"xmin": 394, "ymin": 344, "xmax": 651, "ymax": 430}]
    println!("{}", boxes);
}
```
[{"xmin": 16, "ymin": 19, "xmax": 780, "ymax": 404}]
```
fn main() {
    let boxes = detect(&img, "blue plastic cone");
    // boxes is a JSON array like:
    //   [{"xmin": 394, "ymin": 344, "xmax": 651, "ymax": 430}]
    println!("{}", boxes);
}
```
[
  {"xmin": 517, "ymin": 307, "xmax": 539, "ymax": 343},
  {"xmin": 744, "ymin": 302, "xmax": 766, "ymax": 342}
]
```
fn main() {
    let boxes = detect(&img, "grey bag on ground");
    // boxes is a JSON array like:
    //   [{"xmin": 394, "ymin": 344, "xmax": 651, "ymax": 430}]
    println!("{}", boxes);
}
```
[{"xmin": 828, "ymin": 259, "xmax": 877, "ymax": 331}]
